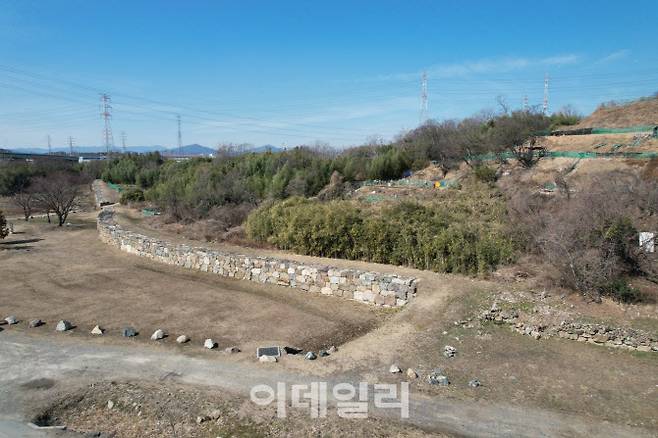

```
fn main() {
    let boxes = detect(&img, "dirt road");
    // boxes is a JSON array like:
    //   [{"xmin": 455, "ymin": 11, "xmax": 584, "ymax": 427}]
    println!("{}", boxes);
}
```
[{"xmin": 0, "ymin": 331, "xmax": 652, "ymax": 438}]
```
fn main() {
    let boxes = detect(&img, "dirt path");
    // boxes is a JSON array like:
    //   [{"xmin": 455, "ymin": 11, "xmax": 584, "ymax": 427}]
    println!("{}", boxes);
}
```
[{"xmin": 0, "ymin": 332, "xmax": 652, "ymax": 438}]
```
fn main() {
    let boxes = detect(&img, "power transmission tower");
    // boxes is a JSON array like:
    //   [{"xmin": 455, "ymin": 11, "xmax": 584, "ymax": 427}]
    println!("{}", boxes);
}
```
[
  {"xmin": 419, "ymin": 71, "xmax": 428, "ymax": 124},
  {"xmin": 177, "ymin": 114, "xmax": 182, "ymax": 155},
  {"xmin": 121, "ymin": 131, "xmax": 127, "ymax": 154},
  {"xmin": 542, "ymin": 74, "xmax": 550, "ymax": 114},
  {"xmin": 523, "ymin": 95, "xmax": 529, "ymax": 111},
  {"xmin": 100, "ymin": 93, "xmax": 114, "ymax": 154},
  {"xmin": 47, "ymin": 134, "xmax": 52, "ymax": 155},
  {"xmin": 68, "ymin": 136, "xmax": 75, "ymax": 156}
]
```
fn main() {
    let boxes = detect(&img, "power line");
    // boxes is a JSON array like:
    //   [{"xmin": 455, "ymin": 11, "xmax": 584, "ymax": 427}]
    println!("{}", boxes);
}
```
[
  {"xmin": 100, "ymin": 93, "xmax": 113, "ymax": 153},
  {"xmin": 543, "ymin": 73, "xmax": 550, "ymax": 114},
  {"xmin": 177, "ymin": 114, "xmax": 182, "ymax": 155},
  {"xmin": 419, "ymin": 70, "xmax": 428, "ymax": 123}
]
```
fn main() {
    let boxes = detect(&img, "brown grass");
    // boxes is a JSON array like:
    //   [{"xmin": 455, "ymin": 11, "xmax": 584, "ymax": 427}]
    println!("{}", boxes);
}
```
[{"xmin": 577, "ymin": 97, "xmax": 658, "ymax": 128}]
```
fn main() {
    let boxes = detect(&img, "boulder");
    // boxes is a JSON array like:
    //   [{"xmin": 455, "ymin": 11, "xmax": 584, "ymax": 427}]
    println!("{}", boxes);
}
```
[
  {"xmin": 203, "ymin": 339, "xmax": 217, "ymax": 349},
  {"xmin": 28, "ymin": 319, "xmax": 43, "ymax": 328},
  {"xmin": 56, "ymin": 320, "xmax": 73, "ymax": 332},
  {"xmin": 259, "ymin": 355, "xmax": 277, "ymax": 363},
  {"xmin": 593, "ymin": 334, "xmax": 609, "ymax": 343},
  {"xmin": 304, "ymin": 351, "xmax": 317, "ymax": 361},
  {"xmin": 428, "ymin": 370, "xmax": 449, "ymax": 386},
  {"xmin": 319, "ymin": 350, "xmax": 330, "ymax": 357},
  {"xmin": 91, "ymin": 325, "xmax": 104, "ymax": 335},
  {"xmin": 150, "ymin": 329, "xmax": 165, "ymax": 340},
  {"xmin": 224, "ymin": 346, "xmax": 240, "ymax": 354},
  {"xmin": 327, "ymin": 345, "xmax": 338, "ymax": 354},
  {"xmin": 176, "ymin": 335, "xmax": 189, "ymax": 344},
  {"xmin": 4, "ymin": 316, "xmax": 18, "ymax": 325},
  {"xmin": 389, "ymin": 364, "xmax": 402, "ymax": 374},
  {"xmin": 444, "ymin": 345, "xmax": 457, "ymax": 358},
  {"xmin": 122, "ymin": 327, "xmax": 137, "ymax": 337},
  {"xmin": 406, "ymin": 368, "xmax": 418, "ymax": 380},
  {"xmin": 468, "ymin": 379, "xmax": 481, "ymax": 388}
]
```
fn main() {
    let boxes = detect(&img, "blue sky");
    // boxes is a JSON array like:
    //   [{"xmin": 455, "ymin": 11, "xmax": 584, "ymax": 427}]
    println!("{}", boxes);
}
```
[{"xmin": 1, "ymin": 0, "xmax": 657, "ymax": 150}]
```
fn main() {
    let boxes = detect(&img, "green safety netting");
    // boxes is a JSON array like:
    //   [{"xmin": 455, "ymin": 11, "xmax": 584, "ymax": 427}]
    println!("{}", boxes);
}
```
[
  {"xmin": 107, "ymin": 182, "xmax": 123, "ymax": 192},
  {"xmin": 591, "ymin": 126, "xmax": 655, "ymax": 134},
  {"xmin": 473, "ymin": 150, "xmax": 658, "ymax": 161}
]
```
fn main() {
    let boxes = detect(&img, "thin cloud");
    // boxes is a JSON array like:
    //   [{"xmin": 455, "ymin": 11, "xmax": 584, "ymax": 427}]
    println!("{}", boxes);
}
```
[
  {"xmin": 369, "ymin": 54, "xmax": 581, "ymax": 82},
  {"xmin": 597, "ymin": 49, "xmax": 630, "ymax": 64}
]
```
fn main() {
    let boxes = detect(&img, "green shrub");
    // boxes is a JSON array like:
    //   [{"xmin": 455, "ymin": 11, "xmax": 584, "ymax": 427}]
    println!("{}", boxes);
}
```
[
  {"xmin": 599, "ymin": 278, "xmax": 640, "ymax": 303},
  {"xmin": 474, "ymin": 165, "xmax": 498, "ymax": 184},
  {"xmin": 246, "ymin": 194, "xmax": 516, "ymax": 275},
  {"xmin": 120, "ymin": 188, "xmax": 145, "ymax": 204}
]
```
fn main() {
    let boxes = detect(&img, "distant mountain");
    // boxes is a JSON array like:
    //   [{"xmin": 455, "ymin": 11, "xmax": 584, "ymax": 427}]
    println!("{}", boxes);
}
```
[
  {"xmin": 9, "ymin": 145, "xmax": 166, "ymax": 154},
  {"xmin": 9, "ymin": 143, "xmax": 284, "ymax": 156},
  {"xmin": 161, "ymin": 144, "xmax": 215, "ymax": 156}
]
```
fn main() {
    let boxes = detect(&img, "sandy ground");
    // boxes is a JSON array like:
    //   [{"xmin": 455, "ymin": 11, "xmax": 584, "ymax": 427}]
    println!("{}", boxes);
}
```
[{"xmin": 0, "ymin": 213, "xmax": 383, "ymax": 355}]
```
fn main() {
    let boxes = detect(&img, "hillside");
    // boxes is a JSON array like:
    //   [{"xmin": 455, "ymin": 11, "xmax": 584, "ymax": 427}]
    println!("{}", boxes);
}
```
[{"xmin": 576, "ymin": 96, "xmax": 658, "ymax": 128}]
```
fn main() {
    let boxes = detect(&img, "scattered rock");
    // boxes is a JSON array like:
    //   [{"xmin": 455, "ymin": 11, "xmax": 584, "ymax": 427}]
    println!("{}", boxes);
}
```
[
  {"xmin": 468, "ymin": 379, "xmax": 481, "ymax": 388},
  {"xmin": 389, "ymin": 364, "xmax": 402, "ymax": 374},
  {"xmin": 150, "ymin": 329, "xmax": 165, "ymax": 340},
  {"xmin": 107, "ymin": 400, "xmax": 114, "ymax": 410},
  {"xmin": 122, "ymin": 327, "xmax": 137, "ymax": 337},
  {"xmin": 319, "ymin": 350, "xmax": 329, "ymax": 357},
  {"xmin": 259, "ymin": 355, "xmax": 277, "ymax": 363},
  {"xmin": 208, "ymin": 409, "xmax": 222, "ymax": 420},
  {"xmin": 28, "ymin": 319, "xmax": 43, "ymax": 328},
  {"xmin": 4, "ymin": 316, "xmax": 18, "ymax": 325},
  {"xmin": 55, "ymin": 320, "xmax": 73, "ymax": 332},
  {"xmin": 176, "ymin": 335, "xmax": 189, "ymax": 344},
  {"xmin": 224, "ymin": 346, "xmax": 240, "ymax": 354},
  {"xmin": 203, "ymin": 339, "xmax": 217, "ymax": 349},
  {"xmin": 196, "ymin": 415, "xmax": 209, "ymax": 424},
  {"xmin": 327, "ymin": 345, "xmax": 337, "ymax": 353},
  {"xmin": 305, "ymin": 351, "xmax": 317, "ymax": 360},
  {"xmin": 428, "ymin": 370, "xmax": 449, "ymax": 386},
  {"xmin": 91, "ymin": 325, "xmax": 104, "ymax": 335},
  {"xmin": 444, "ymin": 345, "xmax": 457, "ymax": 358},
  {"xmin": 406, "ymin": 368, "xmax": 418, "ymax": 379}
]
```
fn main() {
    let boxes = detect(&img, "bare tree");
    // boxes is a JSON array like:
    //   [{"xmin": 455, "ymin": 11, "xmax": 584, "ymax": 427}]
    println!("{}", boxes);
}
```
[
  {"xmin": 33, "ymin": 173, "xmax": 83, "ymax": 226},
  {"xmin": 13, "ymin": 188, "xmax": 36, "ymax": 221}
]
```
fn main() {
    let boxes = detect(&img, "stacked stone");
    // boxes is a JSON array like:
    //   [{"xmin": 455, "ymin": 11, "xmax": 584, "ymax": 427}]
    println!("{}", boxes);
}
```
[
  {"xmin": 97, "ymin": 208, "xmax": 417, "ymax": 307},
  {"xmin": 480, "ymin": 304, "xmax": 658, "ymax": 352},
  {"xmin": 554, "ymin": 322, "xmax": 657, "ymax": 352}
]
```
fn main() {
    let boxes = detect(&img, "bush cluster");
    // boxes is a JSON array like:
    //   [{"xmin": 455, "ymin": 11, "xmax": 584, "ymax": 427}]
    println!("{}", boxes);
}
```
[
  {"xmin": 120, "ymin": 188, "xmax": 145, "ymax": 204},
  {"xmin": 246, "ymin": 190, "xmax": 516, "ymax": 275}
]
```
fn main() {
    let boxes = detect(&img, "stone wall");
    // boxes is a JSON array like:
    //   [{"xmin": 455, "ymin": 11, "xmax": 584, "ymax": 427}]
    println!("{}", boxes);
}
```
[
  {"xmin": 480, "ymin": 305, "xmax": 658, "ymax": 352},
  {"xmin": 97, "ymin": 209, "xmax": 417, "ymax": 307}
]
